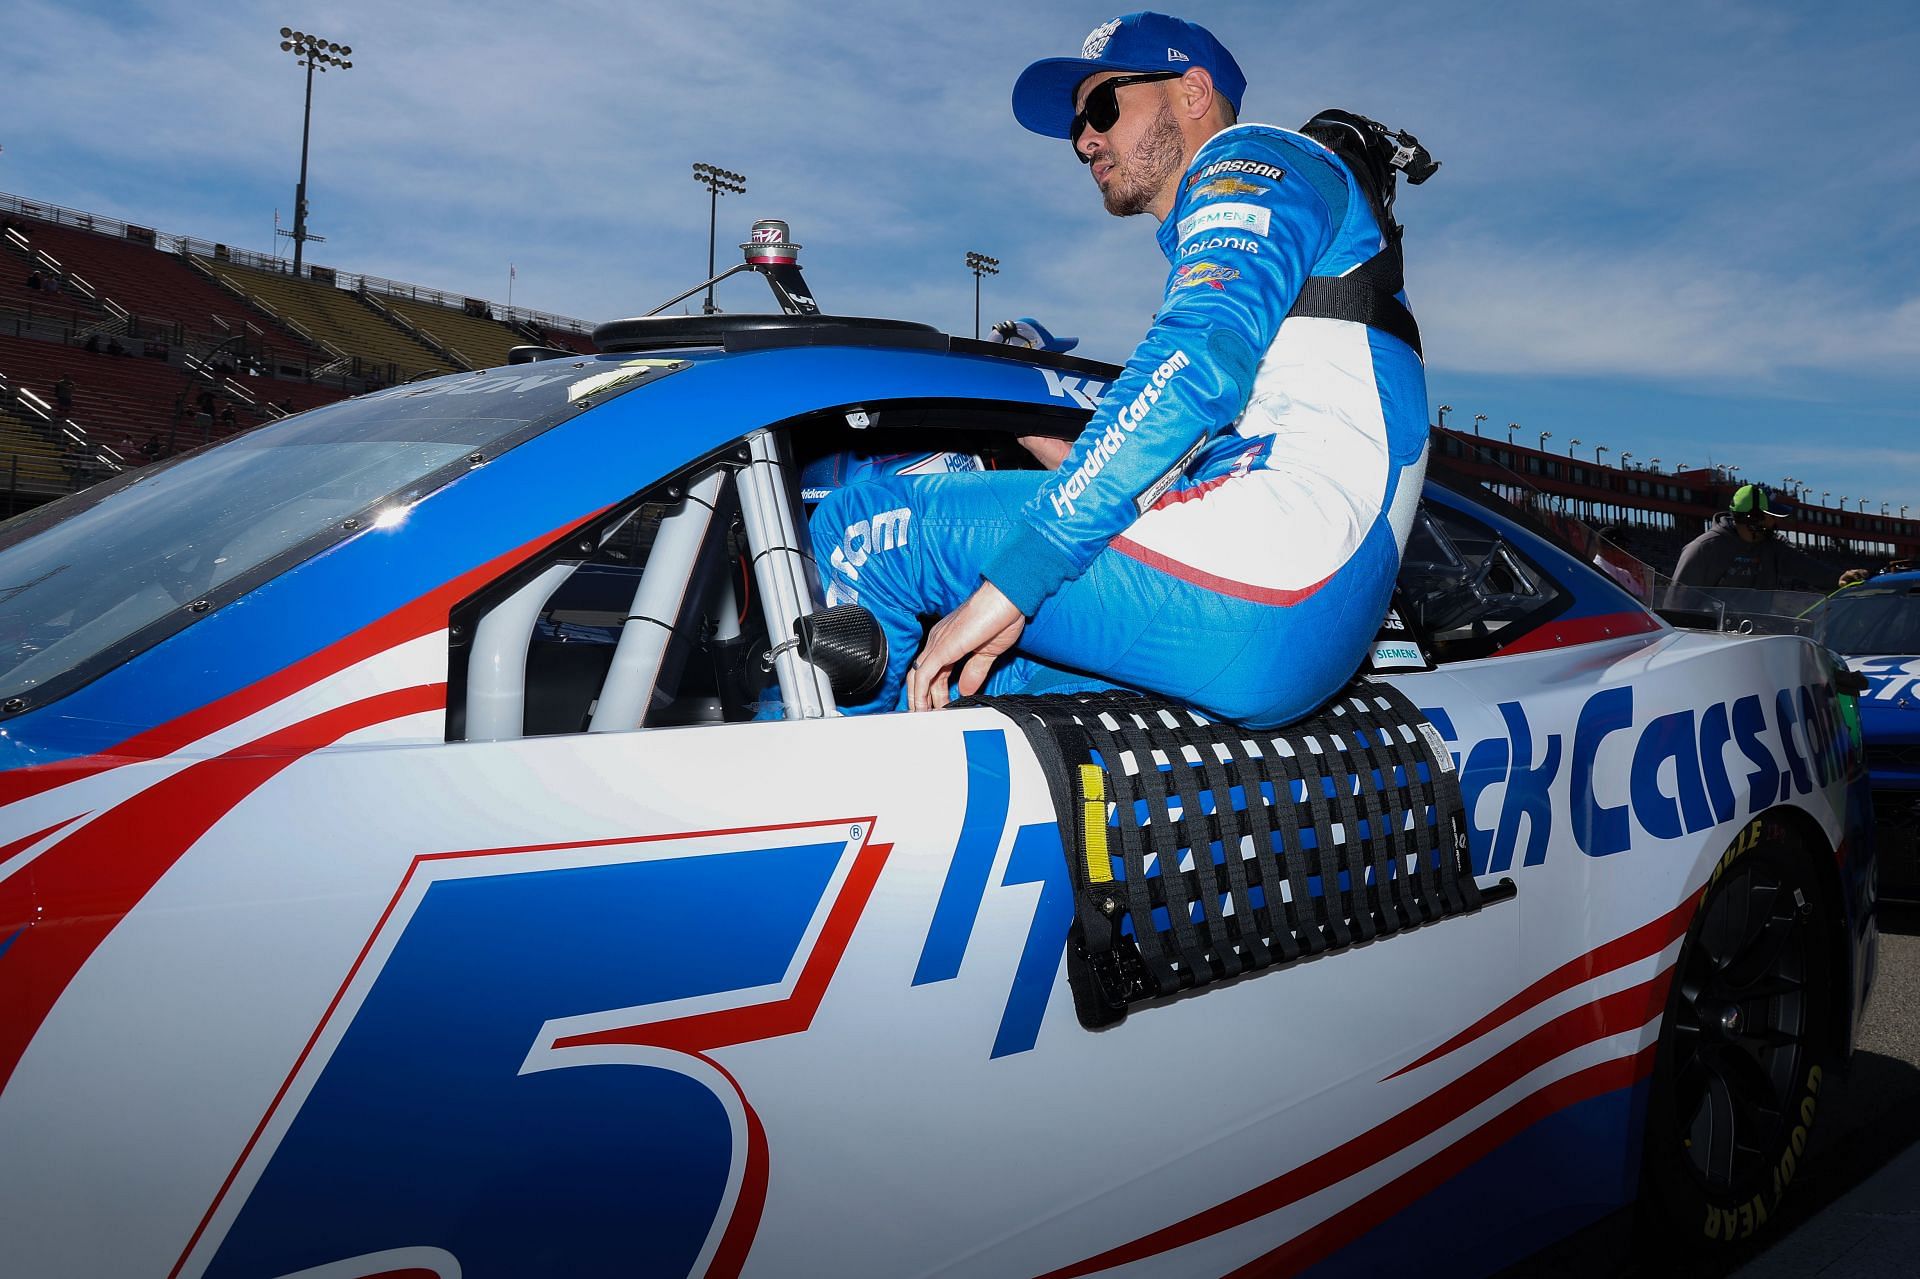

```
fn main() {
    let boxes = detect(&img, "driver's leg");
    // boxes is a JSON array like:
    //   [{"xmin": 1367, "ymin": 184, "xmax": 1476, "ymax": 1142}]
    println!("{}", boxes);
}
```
[{"xmin": 810, "ymin": 470, "xmax": 1396, "ymax": 725}]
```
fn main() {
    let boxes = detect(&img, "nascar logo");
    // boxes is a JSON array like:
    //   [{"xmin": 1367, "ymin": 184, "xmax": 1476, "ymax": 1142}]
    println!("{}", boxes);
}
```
[
  {"xmin": 1189, "ymin": 157, "xmax": 1286, "ymax": 187},
  {"xmin": 1174, "ymin": 261, "xmax": 1239, "ymax": 290}
]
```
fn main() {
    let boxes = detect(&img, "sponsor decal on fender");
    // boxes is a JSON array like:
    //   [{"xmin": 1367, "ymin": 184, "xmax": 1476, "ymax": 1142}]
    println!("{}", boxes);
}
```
[
  {"xmin": 1422, "ymin": 677, "xmax": 1859, "ymax": 875},
  {"xmin": 1173, "ymin": 261, "xmax": 1239, "ymax": 291},
  {"xmin": 1048, "ymin": 350, "xmax": 1192, "ymax": 520},
  {"xmin": 1177, "ymin": 201, "xmax": 1271, "ymax": 243}
]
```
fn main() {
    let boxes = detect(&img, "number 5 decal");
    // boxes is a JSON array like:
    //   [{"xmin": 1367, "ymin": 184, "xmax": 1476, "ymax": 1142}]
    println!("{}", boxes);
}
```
[{"xmin": 176, "ymin": 821, "xmax": 888, "ymax": 1279}]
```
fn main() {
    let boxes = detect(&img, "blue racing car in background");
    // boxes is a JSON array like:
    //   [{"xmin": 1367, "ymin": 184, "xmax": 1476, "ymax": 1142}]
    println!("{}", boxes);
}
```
[{"xmin": 1818, "ymin": 569, "xmax": 1920, "ymax": 901}]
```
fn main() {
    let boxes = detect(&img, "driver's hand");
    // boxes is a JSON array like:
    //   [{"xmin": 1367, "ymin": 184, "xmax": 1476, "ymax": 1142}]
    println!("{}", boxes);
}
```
[
  {"xmin": 907, "ymin": 582, "xmax": 1025, "ymax": 711},
  {"xmin": 1018, "ymin": 435, "xmax": 1073, "ymax": 469}
]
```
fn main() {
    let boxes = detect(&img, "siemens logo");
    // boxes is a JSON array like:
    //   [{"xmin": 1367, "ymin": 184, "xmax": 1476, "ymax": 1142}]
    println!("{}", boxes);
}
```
[{"xmin": 1424, "ymin": 680, "xmax": 1859, "ymax": 875}]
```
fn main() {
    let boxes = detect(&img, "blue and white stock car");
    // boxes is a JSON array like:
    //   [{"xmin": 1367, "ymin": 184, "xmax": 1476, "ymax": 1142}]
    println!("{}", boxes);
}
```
[{"xmin": 0, "ymin": 303, "xmax": 1879, "ymax": 1278}]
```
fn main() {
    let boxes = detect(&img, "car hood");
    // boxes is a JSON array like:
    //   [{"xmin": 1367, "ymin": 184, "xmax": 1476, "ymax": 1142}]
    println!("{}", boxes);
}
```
[{"xmin": 1846, "ymin": 656, "xmax": 1920, "ymax": 745}]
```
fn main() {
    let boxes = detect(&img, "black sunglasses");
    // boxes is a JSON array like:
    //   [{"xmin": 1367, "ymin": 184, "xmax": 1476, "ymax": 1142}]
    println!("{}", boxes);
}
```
[{"xmin": 1071, "ymin": 72, "xmax": 1181, "ymax": 161}]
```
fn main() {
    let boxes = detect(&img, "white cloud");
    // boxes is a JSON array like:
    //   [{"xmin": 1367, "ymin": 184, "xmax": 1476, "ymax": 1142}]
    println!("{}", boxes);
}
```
[{"xmin": 1417, "ymin": 234, "xmax": 1920, "ymax": 381}]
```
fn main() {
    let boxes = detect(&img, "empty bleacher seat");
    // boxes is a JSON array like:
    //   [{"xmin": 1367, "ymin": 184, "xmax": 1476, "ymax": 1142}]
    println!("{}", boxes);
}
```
[
  {"xmin": 17, "ymin": 220, "xmax": 320, "ymax": 364},
  {"xmin": 196, "ymin": 259, "xmax": 454, "ymax": 383},
  {"xmin": 376, "ymin": 293, "xmax": 526, "ymax": 370}
]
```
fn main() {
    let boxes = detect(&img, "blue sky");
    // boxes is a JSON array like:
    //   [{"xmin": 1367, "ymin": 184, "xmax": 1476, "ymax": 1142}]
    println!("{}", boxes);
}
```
[{"xmin": 5, "ymin": 1, "xmax": 1918, "ymax": 510}]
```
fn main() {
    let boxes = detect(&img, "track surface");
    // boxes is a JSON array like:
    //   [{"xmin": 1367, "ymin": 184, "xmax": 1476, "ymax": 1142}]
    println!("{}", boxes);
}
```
[{"xmin": 1505, "ymin": 906, "xmax": 1920, "ymax": 1277}]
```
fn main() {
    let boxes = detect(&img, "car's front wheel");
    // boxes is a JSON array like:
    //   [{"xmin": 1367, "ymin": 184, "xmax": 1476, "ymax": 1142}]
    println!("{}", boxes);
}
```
[{"xmin": 1639, "ymin": 827, "xmax": 1834, "ymax": 1253}]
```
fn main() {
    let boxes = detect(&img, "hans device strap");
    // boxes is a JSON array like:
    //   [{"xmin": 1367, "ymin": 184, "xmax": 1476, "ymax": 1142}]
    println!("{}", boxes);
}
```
[{"xmin": 1285, "ymin": 109, "xmax": 1438, "ymax": 359}]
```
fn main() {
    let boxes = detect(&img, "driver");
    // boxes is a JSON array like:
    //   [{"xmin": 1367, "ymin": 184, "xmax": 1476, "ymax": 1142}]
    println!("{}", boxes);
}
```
[{"xmin": 809, "ymin": 11, "xmax": 1429, "ymax": 727}]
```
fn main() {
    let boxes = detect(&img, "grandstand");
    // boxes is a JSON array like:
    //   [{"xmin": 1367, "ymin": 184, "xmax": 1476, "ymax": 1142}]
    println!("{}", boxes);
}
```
[
  {"xmin": 0, "ymin": 190, "xmax": 596, "ymax": 512},
  {"xmin": 196, "ymin": 257, "xmax": 455, "ymax": 384},
  {"xmin": 17, "ymin": 220, "xmax": 324, "ymax": 375},
  {"xmin": 0, "ymin": 411, "xmax": 71, "ymax": 495},
  {"xmin": 373, "ymin": 293, "xmax": 526, "ymax": 371}
]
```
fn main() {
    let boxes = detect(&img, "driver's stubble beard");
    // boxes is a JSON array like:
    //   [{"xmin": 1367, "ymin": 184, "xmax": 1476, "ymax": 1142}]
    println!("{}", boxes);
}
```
[{"xmin": 1101, "ymin": 100, "xmax": 1185, "ymax": 217}]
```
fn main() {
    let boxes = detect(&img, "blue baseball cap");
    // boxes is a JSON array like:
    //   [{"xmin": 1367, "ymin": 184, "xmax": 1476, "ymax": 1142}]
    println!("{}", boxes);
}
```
[{"xmin": 1012, "ymin": 12, "xmax": 1247, "ymax": 140}]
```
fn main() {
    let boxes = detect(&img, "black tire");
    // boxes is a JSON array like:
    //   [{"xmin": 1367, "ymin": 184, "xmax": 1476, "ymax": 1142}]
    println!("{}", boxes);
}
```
[{"xmin": 1639, "ymin": 828, "xmax": 1834, "ymax": 1255}]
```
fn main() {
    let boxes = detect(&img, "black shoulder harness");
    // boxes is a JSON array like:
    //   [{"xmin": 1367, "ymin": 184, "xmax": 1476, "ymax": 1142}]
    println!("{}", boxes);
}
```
[{"xmin": 1284, "ymin": 109, "xmax": 1439, "ymax": 359}]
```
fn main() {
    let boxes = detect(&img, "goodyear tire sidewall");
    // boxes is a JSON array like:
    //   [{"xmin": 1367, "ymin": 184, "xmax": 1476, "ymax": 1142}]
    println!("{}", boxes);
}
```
[{"xmin": 1639, "ymin": 818, "xmax": 1834, "ymax": 1254}]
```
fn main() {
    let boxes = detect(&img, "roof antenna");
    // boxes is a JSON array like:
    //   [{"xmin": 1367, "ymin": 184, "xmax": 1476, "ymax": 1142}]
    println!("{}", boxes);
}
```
[
  {"xmin": 643, "ymin": 216, "xmax": 821, "ymax": 317},
  {"xmin": 742, "ymin": 219, "xmax": 819, "ymax": 316}
]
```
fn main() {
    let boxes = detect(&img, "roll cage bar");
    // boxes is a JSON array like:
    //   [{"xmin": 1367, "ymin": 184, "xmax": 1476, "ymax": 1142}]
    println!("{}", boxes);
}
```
[{"xmin": 460, "ymin": 428, "xmax": 836, "ymax": 738}]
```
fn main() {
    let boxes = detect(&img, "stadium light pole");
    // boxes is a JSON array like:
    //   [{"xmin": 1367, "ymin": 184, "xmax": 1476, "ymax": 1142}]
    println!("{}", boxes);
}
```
[
  {"xmin": 691, "ymin": 164, "xmax": 746, "ymax": 314},
  {"xmin": 1649, "ymin": 458, "xmax": 1662, "ymax": 471},
  {"xmin": 1538, "ymin": 430, "xmax": 1552, "ymax": 452},
  {"xmin": 1506, "ymin": 422, "xmax": 1518, "ymax": 445},
  {"xmin": 1568, "ymin": 437, "xmax": 1580, "ymax": 457},
  {"xmin": 1620, "ymin": 451, "xmax": 1633, "ymax": 468},
  {"xmin": 1472, "ymin": 412, "xmax": 1487, "ymax": 436},
  {"xmin": 278, "ymin": 27, "xmax": 353, "ymax": 276},
  {"xmin": 1595, "ymin": 445, "xmax": 1608, "ymax": 466},
  {"xmin": 965, "ymin": 251, "xmax": 999, "ymax": 339},
  {"xmin": 1436, "ymin": 404, "xmax": 1451, "ymax": 429}
]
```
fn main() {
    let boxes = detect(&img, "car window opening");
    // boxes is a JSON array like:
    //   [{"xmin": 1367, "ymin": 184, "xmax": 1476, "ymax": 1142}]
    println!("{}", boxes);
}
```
[
  {"xmin": 459, "ymin": 431, "xmax": 848, "ymax": 740},
  {"xmin": 1397, "ymin": 502, "xmax": 1572, "ymax": 661}
]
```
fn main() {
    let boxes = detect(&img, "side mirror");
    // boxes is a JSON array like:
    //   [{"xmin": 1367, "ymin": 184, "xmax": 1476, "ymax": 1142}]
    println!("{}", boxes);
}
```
[{"xmin": 795, "ymin": 604, "xmax": 887, "ymax": 703}]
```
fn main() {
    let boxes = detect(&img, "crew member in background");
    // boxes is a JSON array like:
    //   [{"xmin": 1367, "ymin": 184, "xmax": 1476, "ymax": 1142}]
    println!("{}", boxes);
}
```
[
  {"xmin": 1665, "ymin": 485, "xmax": 1834, "ymax": 609},
  {"xmin": 809, "ymin": 11, "xmax": 1429, "ymax": 726}
]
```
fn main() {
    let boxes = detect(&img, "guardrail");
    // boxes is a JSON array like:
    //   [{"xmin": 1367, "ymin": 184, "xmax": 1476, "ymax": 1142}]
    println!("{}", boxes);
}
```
[{"xmin": 2, "ymin": 188, "xmax": 597, "ymax": 339}]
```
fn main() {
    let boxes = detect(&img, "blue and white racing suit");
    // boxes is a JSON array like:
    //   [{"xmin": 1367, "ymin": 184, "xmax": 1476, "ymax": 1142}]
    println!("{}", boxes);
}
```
[{"xmin": 812, "ymin": 123, "xmax": 1430, "ymax": 728}]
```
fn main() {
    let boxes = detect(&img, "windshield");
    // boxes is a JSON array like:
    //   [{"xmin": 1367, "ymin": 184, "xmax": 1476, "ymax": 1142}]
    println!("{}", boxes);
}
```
[
  {"xmin": 1815, "ymin": 584, "xmax": 1920, "ymax": 655},
  {"xmin": 0, "ymin": 362, "xmax": 636, "ymax": 710},
  {"xmin": 1670, "ymin": 585, "xmax": 1829, "ymax": 636}
]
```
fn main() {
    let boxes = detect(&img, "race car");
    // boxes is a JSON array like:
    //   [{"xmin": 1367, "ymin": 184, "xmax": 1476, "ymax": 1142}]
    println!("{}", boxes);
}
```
[
  {"xmin": 0, "ymin": 244, "xmax": 1878, "ymax": 1277},
  {"xmin": 1814, "ymin": 570, "xmax": 1920, "ymax": 901}
]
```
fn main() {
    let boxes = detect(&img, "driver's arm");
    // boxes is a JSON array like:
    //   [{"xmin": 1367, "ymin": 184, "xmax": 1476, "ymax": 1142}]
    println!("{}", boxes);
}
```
[{"xmin": 981, "ymin": 131, "xmax": 1338, "ymax": 616}]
